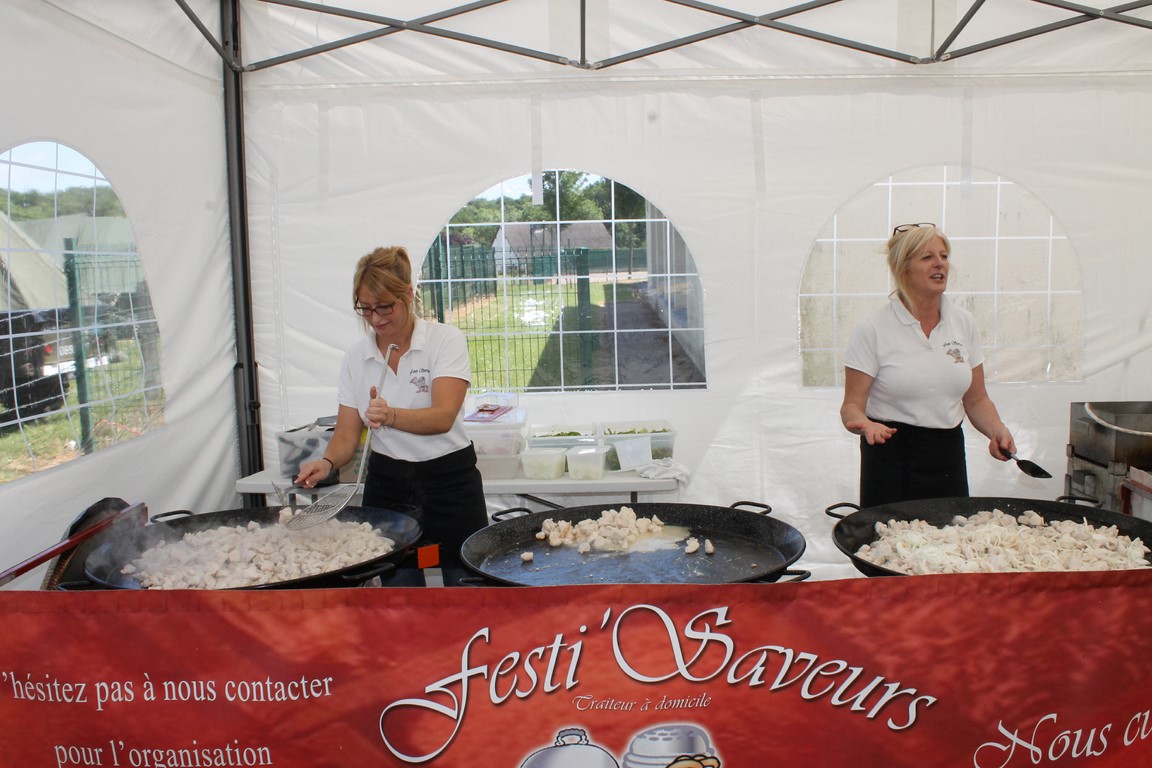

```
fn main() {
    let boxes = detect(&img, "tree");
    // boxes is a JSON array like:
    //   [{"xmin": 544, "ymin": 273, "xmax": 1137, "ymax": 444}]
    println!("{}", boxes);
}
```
[
  {"xmin": 541, "ymin": 171, "xmax": 603, "ymax": 222},
  {"xmin": 586, "ymin": 178, "xmax": 648, "ymax": 276},
  {"xmin": 0, "ymin": 185, "xmax": 125, "ymax": 221},
  {"xmin": 449, "ymin": 198, "xmax": 502, "ymax": 246}
]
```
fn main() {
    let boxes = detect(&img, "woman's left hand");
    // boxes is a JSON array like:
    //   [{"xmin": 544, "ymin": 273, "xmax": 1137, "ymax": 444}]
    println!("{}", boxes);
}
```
[
  {"xmin": 988, "ymin": 429, "xmax": 1016, "ymax": 462},
  {"xmin": 365, "ymin": 386, "xmax": 390, "ymax": 429}
]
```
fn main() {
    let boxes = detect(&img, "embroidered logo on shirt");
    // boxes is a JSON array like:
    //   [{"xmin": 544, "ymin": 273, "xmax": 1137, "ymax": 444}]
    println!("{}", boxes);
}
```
[
  {"xmin": 410, "ymin": 374, "xmax": 430, "ymax": 394},
  {"xmin": 942, "ymin": 340, "xmax": 967, "ymax": 364}
]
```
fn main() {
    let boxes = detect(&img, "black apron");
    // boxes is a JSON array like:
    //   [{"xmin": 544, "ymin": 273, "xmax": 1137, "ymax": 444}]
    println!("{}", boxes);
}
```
[
  {"xmin": 363, "ymin": 443, "xmax": 488, "ymax": 581},
  {"xmin": 859, "ymin": 420, "xmax": 968, "ymax": 508}
]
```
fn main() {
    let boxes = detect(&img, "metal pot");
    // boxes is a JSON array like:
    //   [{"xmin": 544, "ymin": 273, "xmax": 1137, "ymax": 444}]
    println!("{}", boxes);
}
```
[
  {"xmin": 520, "ymin": 728, "xmax": 619, "ymax": 768},
  {"xmin": 622, "ymin": 724, "xmax": 714, "ymax": 768},
  {"xmin": 826, "ymin": 496, "xmax": 1152, "ymax": 577},
  {"xmin": 82, "ymin": 504, "xmax": 422, "ymax": 590},
  {"xmin": 461, "ymin": 501, "xmax": 808, "ymax": 586}
]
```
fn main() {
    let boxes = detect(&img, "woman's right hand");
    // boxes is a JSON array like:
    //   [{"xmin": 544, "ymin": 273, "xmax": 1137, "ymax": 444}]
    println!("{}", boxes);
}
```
[
  {"xmin": 841, "ymin": 369, "xmax": 894, "ymax": 444},
  {"xmin": 295, "ymin": 458, "xmax": 333, "ymax": 489},
  {"xmin": 848, "ymin": 419, "xmax": 898, "ymax": 445}
]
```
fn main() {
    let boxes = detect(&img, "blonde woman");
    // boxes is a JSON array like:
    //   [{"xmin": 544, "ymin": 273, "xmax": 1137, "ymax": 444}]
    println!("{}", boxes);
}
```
[
  {"xmin": 296, "ymin": 246, "xmax": 487, "ymax": 585},
  {"xmin": 840, "ymin": 224, "xmax": 1015, "ymax": 507}
]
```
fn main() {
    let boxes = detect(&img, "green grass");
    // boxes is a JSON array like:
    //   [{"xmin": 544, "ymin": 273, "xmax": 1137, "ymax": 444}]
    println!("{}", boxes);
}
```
[
  {"xmin": 447, "ymin": 279, "xmax": 623, "ymax": 391},
  {"xmin": 0, "ymin": 341, "xmax": 166, "ymax": 483}
]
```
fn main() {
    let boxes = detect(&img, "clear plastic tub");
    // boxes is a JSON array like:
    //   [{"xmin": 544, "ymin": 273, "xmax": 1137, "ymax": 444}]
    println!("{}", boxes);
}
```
[
  {"xmin": 527, "ymin": 423, "xmax": 598, "ymax": 450},
  {"xmin": 521, "ymin": 447, "xmax": 567, "ymax": 479},
  {"xmin": 470, "ymin": 429, "xmax": 524, "ymax": 456},
  {"xmin": 465, "ymin": 407, "xmax": 526, "ymax": 462},
  {"xmin": 566, "ymin": 445, "xmax": 610, "ymax": 480},
  {"xmin": 477, "ymin": 453, "xmax": 522, "ymax": 479},
  {"xmin": 599, "ymin": 420, "xmax": 675, "ymax": 470},
  {"xmin": 464, "ymin": 406, "xmax": 527, "ymax": 430},
  {"xmin": 610, "ymin": 435, "xmax": 653, "ymax": 470},
  {"xmin": 475, "ymin": 434, "xmax": 524, "ymax": 479}
]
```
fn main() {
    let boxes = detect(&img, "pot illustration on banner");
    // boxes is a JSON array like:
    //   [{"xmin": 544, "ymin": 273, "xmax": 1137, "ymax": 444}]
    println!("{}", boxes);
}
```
[
  {"xmin": 622, "ymin": 724, "xmax": 720, "ymax": 768},
  {"xmin": 519, "ymin": 728, "xmax": 619, "ymax": 768},
  {"xmin": 518, "ymin": 724, "xmax": 720, "ymax": 768}
]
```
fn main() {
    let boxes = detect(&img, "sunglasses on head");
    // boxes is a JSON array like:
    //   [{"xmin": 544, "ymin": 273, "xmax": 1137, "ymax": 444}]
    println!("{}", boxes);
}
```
[{"xmin": 892, "ymin": 222, "xmax": 936, "ymax": 235}]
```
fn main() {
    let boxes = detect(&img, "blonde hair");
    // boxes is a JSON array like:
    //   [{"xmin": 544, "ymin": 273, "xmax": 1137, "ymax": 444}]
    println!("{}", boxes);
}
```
[
  {"xmin": 886, "ymin": 225, "xmax": 950, "ymax": 305},
  {"xmin": 353, "ymin": 246, "xmax": 415, "ymax": 319}
]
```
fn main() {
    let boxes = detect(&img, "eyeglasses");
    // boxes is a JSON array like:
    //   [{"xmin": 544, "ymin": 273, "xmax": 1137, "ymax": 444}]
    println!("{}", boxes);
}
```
[
  {"xmin": 893, "ymin": 222, "xmax": 936, "ymax": 235},
  {"xmin": 354, "ymin": 301, "xmax": 397, "ymax": 318}
]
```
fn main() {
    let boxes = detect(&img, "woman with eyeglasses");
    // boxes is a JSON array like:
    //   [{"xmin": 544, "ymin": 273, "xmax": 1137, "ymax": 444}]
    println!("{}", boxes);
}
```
[
  {"xmin": 295, "ymin": 245, "xmax": 488, "ymax": 586},
  {"xmin": 839, "ymin": 223, "xmax": 1016, "ymax": 507}
]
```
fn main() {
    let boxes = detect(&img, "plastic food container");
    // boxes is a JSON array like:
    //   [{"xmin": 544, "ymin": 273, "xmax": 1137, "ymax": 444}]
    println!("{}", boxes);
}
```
[
  {"xmin": 527, "ymin": 423, "xmax": 598, "ymax": 450},
  {"xmin": 464, "ymin": 407, "xmax": 526, "ymax": 466},
  {"xmin": 521, "ymin": 447, "xmax": 567, "ymax": 479},
  {"xmin": 610, "ymin": 435, "xmax": 653, "ymax": 470},
  {"xmin": 565, "ymin": 445, "xmax": 610, "ymax": 480},
  {"xmin": 475, "ymin": 434, "xmax": 524, "ymax": 479},
  {"xmin": 599, "ymin": 419, "xmax": 675, "ymax": 470},
  {"xmin": 469, "ymin": 429, "xmax": 524, "ymax": 457},
  {"xmin": 463, "ymin": 405, "xmax": 527, "ymax": 430}
]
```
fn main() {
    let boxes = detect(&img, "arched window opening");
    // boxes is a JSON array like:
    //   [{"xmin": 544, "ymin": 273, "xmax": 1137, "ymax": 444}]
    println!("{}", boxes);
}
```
[
  {"xmin": 800, "ymin": 164, "xmax": 1084, "ymax": 387},
  {"xmin": 420, "ymin": 170, "xmax": 707, "ymax": 392},
  {"xmin": 1, "ymin": 141, "xmax": 163, "ymax": 482}
]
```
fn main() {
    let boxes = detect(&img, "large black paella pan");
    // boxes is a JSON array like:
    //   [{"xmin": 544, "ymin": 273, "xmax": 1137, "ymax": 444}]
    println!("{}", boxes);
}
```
[
  {"xmin": 827, "ymin": 496, "xmax": 1152, "ymax": 577},
  {"xmin": 83, "ymin": 504, "xmax": 422, "ymax": 589},
  {"xmin": 462, "ymin": 501, "xmax": 808, "ymax": 586}
]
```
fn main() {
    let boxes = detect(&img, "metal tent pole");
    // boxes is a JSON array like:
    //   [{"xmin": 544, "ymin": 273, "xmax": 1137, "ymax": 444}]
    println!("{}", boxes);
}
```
[{"xmin": 220, "ymin": 0, "xmax": 264, "ymax": 500}]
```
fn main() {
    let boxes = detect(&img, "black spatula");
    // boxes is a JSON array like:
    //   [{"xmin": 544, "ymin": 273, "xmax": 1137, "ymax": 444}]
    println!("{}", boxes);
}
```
[{"xmin": 1007, "ymin": 452, "xmax": 1052, "ymax": 479}]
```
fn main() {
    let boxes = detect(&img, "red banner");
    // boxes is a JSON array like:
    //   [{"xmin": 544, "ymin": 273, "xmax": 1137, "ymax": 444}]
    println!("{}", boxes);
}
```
[{"xmin": 3, "ymin": 571, "xmax": 1151, "ymax": 767}]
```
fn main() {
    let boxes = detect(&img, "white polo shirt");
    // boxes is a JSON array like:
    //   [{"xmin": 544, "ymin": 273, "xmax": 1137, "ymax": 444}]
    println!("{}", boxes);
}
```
[
  {"xmin": 337, "ymin": 317, "xmax": 472, "ymax": 462},
  {"xmin": 844, "ymin": 296, "xmax": 984, "ymax": 429}
]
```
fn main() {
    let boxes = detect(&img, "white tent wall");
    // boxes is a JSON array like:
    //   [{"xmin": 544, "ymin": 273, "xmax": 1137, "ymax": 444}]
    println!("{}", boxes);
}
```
[
  {"xmin": 2, "ymin": 0, "xmax": 1151, "ymax": 586},
  {"xmin": 0, "ymin": 1, "xmax": 239, "ymax": 587},
  {"xmin": 245, "ymin": 72, "xmax": 1152, "ymax": 579}
]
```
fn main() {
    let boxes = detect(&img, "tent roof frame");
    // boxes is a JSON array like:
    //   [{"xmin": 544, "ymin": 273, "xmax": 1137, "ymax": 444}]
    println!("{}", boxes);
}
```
[{"xmin": 177, "ymin": 0, "xmax": 1152, "ymax": 73}]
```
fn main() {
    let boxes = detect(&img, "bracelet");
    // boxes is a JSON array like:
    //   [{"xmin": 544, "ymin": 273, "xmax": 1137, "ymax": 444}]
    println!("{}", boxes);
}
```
[
  {"xmin": 320, "ymin": 457, "xmax": 334, "ymax": 471},
  {"xmin": 389, "ymin": 410, "xmax": 398, "ymax": 428}
]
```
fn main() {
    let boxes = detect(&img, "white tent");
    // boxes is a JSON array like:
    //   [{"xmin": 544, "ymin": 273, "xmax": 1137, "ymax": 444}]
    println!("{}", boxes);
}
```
[{"xmin": 2, "ymin": 0, "xmax": 1150, "ymax": 586}]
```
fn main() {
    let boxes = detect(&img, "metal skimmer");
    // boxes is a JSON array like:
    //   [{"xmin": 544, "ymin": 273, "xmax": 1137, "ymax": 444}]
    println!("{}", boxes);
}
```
[{"xmin": 286, "ymin": 344, "xmax": 396, "ymax": 530}]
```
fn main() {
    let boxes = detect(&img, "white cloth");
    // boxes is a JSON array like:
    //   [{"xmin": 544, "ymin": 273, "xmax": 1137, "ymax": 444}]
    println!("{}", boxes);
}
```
[
  {"xmin": 637, "ymin": 458, "xmax": 692, "ymax": 483},
  {"xmin": 337, "ymin": 317, "xmax": 472, "ymax": 461},
  {"xmin": 843, "ymin": 296, "xmax": 984, "ymax": 429}
]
